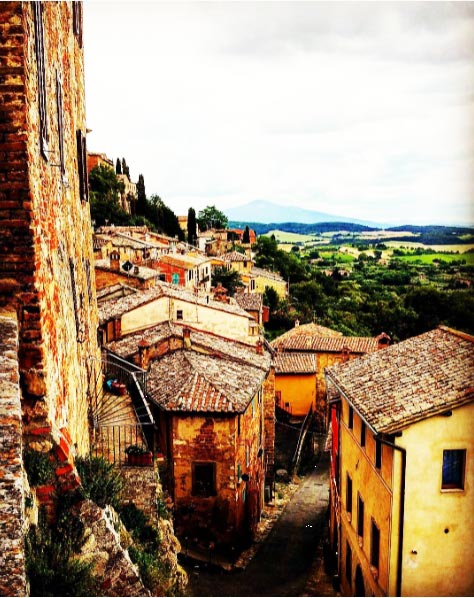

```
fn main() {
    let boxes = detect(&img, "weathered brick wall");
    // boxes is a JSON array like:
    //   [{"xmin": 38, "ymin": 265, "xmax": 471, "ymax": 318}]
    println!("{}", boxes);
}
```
[
  {"xmin": 0, "ymin": 309, "xmax": 26, "ymax": 596},
  {"xmin": 121, "ymin": 466, "xmax": 162, "ymax": 522},
  {"xmin": 0, "ymin": 2, "xmax": 100, "ymax": 456},
  {"xmin": 263, "ymin": 366, "xmax": 275, "ymax": 476}
]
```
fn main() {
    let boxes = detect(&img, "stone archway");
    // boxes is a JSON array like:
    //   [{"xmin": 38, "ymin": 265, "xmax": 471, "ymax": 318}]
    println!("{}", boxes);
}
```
[{"xmin": 355, "ymin": 565, "xmax": 365, "ymax": 597}]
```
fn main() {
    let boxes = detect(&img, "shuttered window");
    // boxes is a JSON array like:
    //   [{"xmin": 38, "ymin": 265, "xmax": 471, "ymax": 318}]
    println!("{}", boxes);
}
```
[
  {"xmin": 33, "ymin": 2, "xmax": 49, "ymax": 158},
  {"xmin": 76, "ymin": 130, "xmax": 89, "ymax": 201}
]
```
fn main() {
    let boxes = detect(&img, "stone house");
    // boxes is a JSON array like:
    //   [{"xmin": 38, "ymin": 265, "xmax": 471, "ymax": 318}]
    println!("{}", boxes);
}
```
[
  {"xmin": 325, "ymin": 326, "xmax": 474, "ymax": 597},
  {"xmin": 248, "ymin": 266, "xmax": 288, "ymax": 298},
  {"xmin": 87, "ymin": 151, "xmax": 114, "ymax": 172},
  {"xmin": 223, "ymin": 250, "xmax": 254, "ymax": 276},
  {"xmin": 234, "ymin": 290, "xmax": 266, "ymax": 326},
  {"xmin": 271, "ymin": 323, "xmax": 389, "ymax": 428},
  {"xmin": 105, "ymin": 323, "xmax": 276, "ymax": 553},
  {"xmin": 97, "ymin": 281, "xmax": 260, "ymax": 345},
  {"xmin": 0, "ymin": 2, "xmax": 101, "ymax": 593},
  {"xmin": 157, "ymin": 252, "xmax": 213, "ymax": 292}
]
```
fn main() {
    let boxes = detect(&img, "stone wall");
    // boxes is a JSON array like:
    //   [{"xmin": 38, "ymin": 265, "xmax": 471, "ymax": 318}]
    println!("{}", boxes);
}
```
[
  {"xmin": 0, "ymin": 1, "xmax": 101, "ymax": 458},
  {"xmin": 0, "ymin": 310, "xmax": 26, "ymax": 596}
]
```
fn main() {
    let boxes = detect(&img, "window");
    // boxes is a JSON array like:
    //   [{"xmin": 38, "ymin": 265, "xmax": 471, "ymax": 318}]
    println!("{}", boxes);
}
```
[
  {"xmin": 375, "ymin": 438, "xmax": 382, "ymax": 469},
  {"xmin": 33, "ymin": 2, "xmax": 48, "ymax": 158},
  {"xmin": 357, "ymin": 494, "xmax": 364, "ymax": 538},
  {"xmin": 69, "ymin": 258, "xmax": 85, "ymax": 343},
  {"xmin": 172, "ymin": 272, "xmax": 179, "ymax": 285},
  {"xmin": 76, "ymin": 130, "xmax": 88, "ymax": 201},
  {"xmin": 348, "ymin": 405, "xmax": 353, "ymax": 429},
  {"xmin": 442, "ymin": 449, "xmax": 466, "ymax": 490},
  {"xmin": 360, "ymin": 422, "xmax": 366, "ymax": 448},
  {"xmin": 72, "ymin": 1, "xmax": 83, "ymax": 47},
  {"xmin": 176, "ymin": 309, "xmax": 183, "ymax": 321},
  {"xmin": 192, "ymin": 462, "xmax": 216, "ymax": 497},
  {"xmin": 345, "ymin": 542, "xmax": 352, "ymax": 588},
  {"xmin": 346, "ymin": 473, "xmax": 352, "ymax": 515},
  {"xmin": 371, "ymin": 519, "xmax": 380, "ymax": 570},
  {"xmin": 56, "ymin": 71, "xmax": 65, "ymax": 176}
]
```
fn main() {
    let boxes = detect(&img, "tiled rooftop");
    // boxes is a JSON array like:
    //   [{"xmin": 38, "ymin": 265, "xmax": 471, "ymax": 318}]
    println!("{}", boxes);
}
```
[
  {"xmin": 106, "ymin": 321, "xmax": 272, "ymax": 371},
  {"xmin": 234, "ymin": 292, "xmax": 263, "ymax": 312},
  {"xmin": 271, "ymin": 322, "xmax": 378, "ymax": 354},
  {"xmin": 95, "ymin": 259, "xmax": 159, "ymax": 280},
  {"xmin": 325, "ymin": 326, "xmax": 474, "ymax": 434},
  {"xmin": 250, "ymin": 266, "xmax": 285, "ymax": 282},
  {"xmin": 146, "ymin": 346, "xmax": 269, "ymax": 414},
  {"xmin": 159, "ymin": 253, "xmax": 210, "ymax": 268},
  {"xmin": 223, "ymin": 251, "xmax": 251, "ymax": 262},
  {"xmin": 97, "ymin": 281, "xmax": 252, "ymax": 324},
  {"xmin": 274, "ymin": 352, "xmax": 317, "ymax": 374}
]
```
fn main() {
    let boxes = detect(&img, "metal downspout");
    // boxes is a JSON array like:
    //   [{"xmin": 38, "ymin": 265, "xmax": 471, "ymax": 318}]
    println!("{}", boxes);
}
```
[{"xmin": 376, "ymin": 435, "xmax": 406, "ymax": 597}]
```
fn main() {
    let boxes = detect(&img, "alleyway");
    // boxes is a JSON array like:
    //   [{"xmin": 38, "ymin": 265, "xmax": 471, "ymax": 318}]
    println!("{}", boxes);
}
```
[{"xmin": 183, "ymin": 452, "xmax": 338, "ymax": 597}]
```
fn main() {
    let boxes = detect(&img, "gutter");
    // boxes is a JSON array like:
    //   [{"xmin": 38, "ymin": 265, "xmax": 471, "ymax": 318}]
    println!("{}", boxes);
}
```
[{"xmin": 376, "ymin": 434, "xmax": 406, "ymax": 598}]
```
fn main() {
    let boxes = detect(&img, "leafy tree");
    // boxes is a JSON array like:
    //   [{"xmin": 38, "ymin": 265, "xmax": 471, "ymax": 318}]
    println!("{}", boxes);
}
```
[
  {"xmin": 115, "ymin": 158, "xmax": 122, "ymax": 175},
  {"xmin": 197, "ymin": 205, "xmax": 228, "ymax": 231},
  {"xmin": 136, "ymin": 174, "xmax": 147, "ymax": 217},
  {"xmin": 263, "ymin": 286, "xmax": 279, "ymax": 315},
  {"xmin": 211, "ymin": 266, "xmax": 243, "ymax": 296},
  {"xmin": 187, "ymin": 207, "xmax": 197, "ymax": 246},
  {"xmin": 147, "ymin": 195, "xmax": 184, "ymax": 240},
  {"xmin": 89, "ymin": 164, "xmax": 128, "ymax": 226}
]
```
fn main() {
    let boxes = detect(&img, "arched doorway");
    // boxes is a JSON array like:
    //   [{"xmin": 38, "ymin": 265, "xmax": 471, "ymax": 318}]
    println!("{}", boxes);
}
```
[{"xmin": 355, "ymin": 565, "xmax": 365, "ymax": 597}]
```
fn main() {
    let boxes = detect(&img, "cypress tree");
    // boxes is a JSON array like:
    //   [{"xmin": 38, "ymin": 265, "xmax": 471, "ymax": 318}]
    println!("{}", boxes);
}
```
[
  {"xmin": 115, "ymin": 158, "xmax": 122, "ymax": 175},
  {"xmin": 187, "ymin": 207, "xmax": 197, "ymax": 246},
  {"xmin": 243, "ymin": 225, "xmax": 250, "ymax": 244},
  {"xmin": 136, "ymin": 174, "xmax": 147, "ymax": 217}
]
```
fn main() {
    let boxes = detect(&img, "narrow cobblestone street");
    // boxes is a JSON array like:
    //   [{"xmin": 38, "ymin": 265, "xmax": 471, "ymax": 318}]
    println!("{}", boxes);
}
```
[{"xmin": 183, "ymin": 452, "xmax": 339, "ymax": 597}]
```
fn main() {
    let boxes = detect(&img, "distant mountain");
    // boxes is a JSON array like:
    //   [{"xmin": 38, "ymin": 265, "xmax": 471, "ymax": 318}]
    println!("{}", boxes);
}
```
[{"xmin": 224, "ymin": 200, "xmax": 383, "ymax": 228}]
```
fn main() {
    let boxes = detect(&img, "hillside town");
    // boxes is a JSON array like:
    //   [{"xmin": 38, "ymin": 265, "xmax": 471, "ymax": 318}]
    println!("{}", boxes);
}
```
[{"xmin": 0, "ymin": 3, "xmax": 473, "ymax": 597}]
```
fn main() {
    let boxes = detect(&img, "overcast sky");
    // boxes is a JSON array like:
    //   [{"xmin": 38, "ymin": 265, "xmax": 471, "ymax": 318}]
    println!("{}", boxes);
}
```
[{"xmin": 83, "ymin": 1, "xmax": 474, "ymax": 226}]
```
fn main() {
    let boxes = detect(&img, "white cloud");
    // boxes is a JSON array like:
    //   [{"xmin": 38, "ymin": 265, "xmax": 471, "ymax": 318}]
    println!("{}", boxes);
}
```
[{"xmin": 84, "ymin": 1, "xmax": 474, "ymax": 225}]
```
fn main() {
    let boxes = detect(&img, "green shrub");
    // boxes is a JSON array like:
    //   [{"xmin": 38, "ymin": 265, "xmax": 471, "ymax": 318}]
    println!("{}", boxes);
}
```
[
  {"xmin": 75, "ymin": 455, "xmax": 124, "ymax": 509},
  {"xmin": 23, "ymin": 448, "xmax": 55, "ymax": 486},
  {"xmin": 119, "ymin": 503, "xmax": 161, "ymax": 553},
  {"xmin": 25, "ymin": 505, "xmax": 100, "ymax": 597}
]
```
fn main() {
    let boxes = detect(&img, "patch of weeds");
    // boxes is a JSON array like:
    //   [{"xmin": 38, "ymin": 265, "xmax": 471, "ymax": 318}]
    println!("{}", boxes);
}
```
[
  {"xmin": 25, "ymin": 500, "xmax": 101, "ymax": 597},
  {"xmin": 156, "ymin": 490, "xmax": 173, "ymax": 520},
  {"xmin": 128, "ymin": 545, "xmax": 170, "ymax": 595},
  {"xmin": 119, "ymin": 503, "xmax": 160, "ymax": 552},
  {"xmin": 75, "ymin": 455, "xmax": 124, "ymax": 509},
  {"xmin": 119, "ymin": 503, "xmax": 171, "ymax": 594},
  {"xmin": 23, "ymin": 448, "xmax": 55, "ymax": 486}
]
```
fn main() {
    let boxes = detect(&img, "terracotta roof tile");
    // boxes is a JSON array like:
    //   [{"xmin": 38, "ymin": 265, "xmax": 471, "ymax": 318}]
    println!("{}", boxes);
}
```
[
  {"xmin": 274, "ymin": 353, "xmax": 316, "ymax": 374},
  {"xmin": 272, "ymin": 331, "xmax": 378, "ymax": 354},
  {"xmin": 234, "ymin": 292, "xmax": 263, "ymax": 312},
  {"xmin": 147, "ymin": 350, "xmax": 267, "ymax": 413},
  {"xmin": 325, "ymin": 326, "xmax": 474, "ymax": 434}
]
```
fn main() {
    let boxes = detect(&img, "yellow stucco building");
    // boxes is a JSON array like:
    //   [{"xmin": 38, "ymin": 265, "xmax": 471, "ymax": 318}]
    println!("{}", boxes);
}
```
[
  {"xmin": 325, "ymin": 326, "xmax": 474, "ymax": 597},
  {"xmin": 273, "ymin": 352, "xmax": 317, "ymax": 418}
]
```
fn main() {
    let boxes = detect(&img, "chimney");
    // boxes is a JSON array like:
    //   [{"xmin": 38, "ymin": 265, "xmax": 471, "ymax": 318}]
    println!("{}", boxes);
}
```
[
  {"xmin": 256, "ymin": 339, "xmax": 264, "ymax": 355},
  {"xmin": 138, "ymin": 337, "xmax": 151, "ymax": 369},
  {"xmin": 295, "ymin": 319, "xmax": 300, "ymax": 328},
  {"xmin": 376, "ymin": 332, "xmax": 391, "ymax": 349},
  {"xmin": 183, "ymin": 327, "xmax": 191, "ymax": 349},
  {"xmin": 109, "ymin": 250, "xmax": 121, "ymax": 272}
]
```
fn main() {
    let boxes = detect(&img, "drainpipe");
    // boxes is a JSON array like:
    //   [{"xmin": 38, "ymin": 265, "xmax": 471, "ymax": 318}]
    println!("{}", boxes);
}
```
[{"xmin": 376, "ymin": 434, "xmax": 406, "ymax": 597}]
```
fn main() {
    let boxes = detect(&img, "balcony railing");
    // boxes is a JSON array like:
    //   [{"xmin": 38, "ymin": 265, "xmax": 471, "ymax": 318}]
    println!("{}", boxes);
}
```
[{"xmin": 88, "ymin": 352, "xmax": 157, "ymax": 467}]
